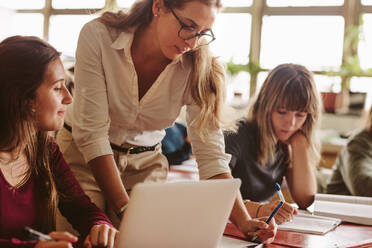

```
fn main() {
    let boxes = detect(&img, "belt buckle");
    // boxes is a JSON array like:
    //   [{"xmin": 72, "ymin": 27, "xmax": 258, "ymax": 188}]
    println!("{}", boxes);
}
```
[{"xmin": 127, "ymin": 147, "xmax": 135, "ymax": 155}]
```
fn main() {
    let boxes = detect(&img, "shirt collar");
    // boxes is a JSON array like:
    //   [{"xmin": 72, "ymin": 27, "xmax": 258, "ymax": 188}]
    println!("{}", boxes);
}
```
[{"xmin": 110, "ymin": 27, "xmax": 187, "ymax": 67}]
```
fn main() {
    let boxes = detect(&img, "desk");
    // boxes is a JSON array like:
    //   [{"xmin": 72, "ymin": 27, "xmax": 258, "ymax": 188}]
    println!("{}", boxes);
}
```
[
  {"xmin": 167, "ymin": 163, "xmax": 372, "ymax": 248},
  {"xmin": 224, "ymin": 223, "xmax": 372, "ymax": 248}
]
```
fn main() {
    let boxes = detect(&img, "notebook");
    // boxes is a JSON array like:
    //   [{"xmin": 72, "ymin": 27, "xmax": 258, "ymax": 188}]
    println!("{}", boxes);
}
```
[
  {"xmin": 117, "ymin": 179, "xmax": 241, "ymax": 248},
  {"xmin": 278, "ymin": 210, "xmax": 341, "ymax": 235},
  {"xmin": 314, "ymin": 194, "xmax": 372, "ymax": 225}
]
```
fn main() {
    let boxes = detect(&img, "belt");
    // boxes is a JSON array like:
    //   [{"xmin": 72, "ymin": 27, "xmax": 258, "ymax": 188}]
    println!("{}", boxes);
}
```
[{"xmin": 63, "ymin": 123, "xmax": 158, "ymax": 154}]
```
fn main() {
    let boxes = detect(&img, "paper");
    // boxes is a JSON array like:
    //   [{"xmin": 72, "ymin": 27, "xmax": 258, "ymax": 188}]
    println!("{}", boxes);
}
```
[
  {"xmin": 278, "ymin": 210, "xmax": 341, "ymax": 235},
  {"xmin": 314, "ymin": 194, "xmax": 372, "ymax": 225},
  {"xmin": 219, "ymin": 236, "xmax": 262, "ymax": 248}
]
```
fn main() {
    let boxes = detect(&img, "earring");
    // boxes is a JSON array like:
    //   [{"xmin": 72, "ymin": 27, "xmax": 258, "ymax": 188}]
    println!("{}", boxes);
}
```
[{"xmin": 154, "ymin": 14, "xmax": 158, "ymax": 17}]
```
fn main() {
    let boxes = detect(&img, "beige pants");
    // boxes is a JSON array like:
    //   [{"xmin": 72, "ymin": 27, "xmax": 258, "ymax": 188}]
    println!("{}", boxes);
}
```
[{"xmin": 55, "ymin": 127, "xmax": 168, "ymax": 232}]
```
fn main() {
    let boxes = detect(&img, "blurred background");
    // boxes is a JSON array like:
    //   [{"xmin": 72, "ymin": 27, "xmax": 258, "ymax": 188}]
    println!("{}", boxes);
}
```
[{"xmin": 1, "ymin": 0, "xmax": 372, "ymax": 172}]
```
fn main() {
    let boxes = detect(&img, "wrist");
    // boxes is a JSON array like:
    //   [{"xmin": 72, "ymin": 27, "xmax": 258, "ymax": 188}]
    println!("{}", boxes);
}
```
[{"xmin": 255, "ymin": 203, "xmax": 264, "ymax": 218}]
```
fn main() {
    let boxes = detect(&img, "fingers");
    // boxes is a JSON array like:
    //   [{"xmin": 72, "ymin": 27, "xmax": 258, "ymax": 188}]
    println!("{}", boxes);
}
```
[
  {"xmin": 48, "ymin": 232, "xmax": 78, "ymax": 243},
  {"xmin": 275, "ymin": 202, "xmax": 296, "ymax": 224},
  {"xmin": 252, "ymin": 218, "xmax": 277, "ymax": 244},
  {"xmin": 36, "ymin": 240, "xmax": 73, "ymax": 248},
  {"xmin": 89, "ymin": 224, "xmax": 118, "ymax": 248}
]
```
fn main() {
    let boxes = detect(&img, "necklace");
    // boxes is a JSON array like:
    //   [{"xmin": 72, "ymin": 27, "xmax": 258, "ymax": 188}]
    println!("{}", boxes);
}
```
[{"xmin": 0, "ymin": 152, "xmax": 28, "ymax": 188}]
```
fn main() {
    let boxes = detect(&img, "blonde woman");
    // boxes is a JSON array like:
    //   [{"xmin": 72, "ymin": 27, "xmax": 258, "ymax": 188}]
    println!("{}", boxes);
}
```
[
  {"xmin": 56, "ymin": 0, "xmax": 276, "ymax": 243},
  {"xmin": 225, "ymin": 64, "xmax": 322, "ymax": 224},
  {"xmin": 326, "ymin": 106, "xmax": 372, "ymax": 196}
]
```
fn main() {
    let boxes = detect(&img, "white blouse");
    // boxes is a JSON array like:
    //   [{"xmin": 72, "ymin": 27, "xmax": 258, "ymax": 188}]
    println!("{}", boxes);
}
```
[{"xmin": 66, "ymin": 19, "xmax": 231, "ymax": 179}]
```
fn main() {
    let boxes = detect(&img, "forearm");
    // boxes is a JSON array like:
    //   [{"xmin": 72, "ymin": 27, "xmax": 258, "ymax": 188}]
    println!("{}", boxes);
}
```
[
  {"xmin": 287, "ymin": 135, "xmax": 317, "ymax": 208},
  {"xmin": 89, "ymin": 155, "xmax": 129, "ymax": 213},
  {"xmin": 208, "ymin": 173, "xmax": 252, "ymax": 227}
]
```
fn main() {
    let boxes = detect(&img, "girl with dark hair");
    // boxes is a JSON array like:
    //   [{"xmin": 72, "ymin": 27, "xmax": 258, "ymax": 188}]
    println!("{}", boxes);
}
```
[
  {"xmin": 56, "ymin": 0, "xmax": 276, "ymax": 243},
  {"xmin": 225, "ymin": 64, "xmax": 322, "ymax": 224},
  {"xmin": 0, "ymin": 36, "xmax": 117, "ymax": 248}
]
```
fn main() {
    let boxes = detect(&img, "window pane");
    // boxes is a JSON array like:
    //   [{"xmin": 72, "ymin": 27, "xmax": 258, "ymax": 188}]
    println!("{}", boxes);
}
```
[
  {"xmin": 314, "ymin": 74, "xmax": 342, "ymax": 93},
  {"xmin": 222, "ymin": 0, "xmax": 252, "ymax": 7},
  {"xmin": 210, "ymin": 13, "xmax": 251, "ymax": 64},
  {"xmin": 362, "ymin": 0, "xmax": 372, "ymax": 5},
  {"xmin": 52, "ymin": 0, "xmax": 105, "ymax": 9},
  {"xmin": 226, "ymin": 71, "xmax": 250, "ymax": 107},
  {"xmin": 359, "ymin": 14, "xmax": 372, "ymax": 70},
  {"xmin": 117, "ymin": 0, "xmax": 136, "ymax": 8},
  {"xmin": 49, "ymin": 15, "xmax": 97, "ymax": 57},
  {"xmin": 267, "ymin": 0, "xmax": 343, "ymax": 7},
  {"xmin": 260, "ymin": 16, "xmax": 344, "ymax": 71},
  {"xmin": 350, "ymin": 77, "xmax": 372, "ymax": 111},
  {"xmin": 0, "ymin": 13, "xmax": 44, "ymax": 40},
  {"xmin": 0, "ymin": 0, "xmax": 44, "ymax": 9}
]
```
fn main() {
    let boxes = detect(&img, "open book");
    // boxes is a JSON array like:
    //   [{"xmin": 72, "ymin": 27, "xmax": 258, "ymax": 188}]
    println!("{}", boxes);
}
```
[
  {"xmin": 314, "ymin": 194, "xmax": 372, "ymax": 225},
  {"xmin": 278, "ymin": 210, "xmax": 341, "ymax": 235}
]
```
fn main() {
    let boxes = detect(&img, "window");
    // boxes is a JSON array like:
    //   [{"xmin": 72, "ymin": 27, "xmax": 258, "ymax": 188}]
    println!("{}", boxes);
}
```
[
  {"xmin": 52, "ymin": 0, "xmax": 105, "ymax": 9},
  {"xmin": 260, "ymin": 16, "xmax": 344, "ymax": 71},
  {"xmin": 359, "ymin": 14, "xmax": 372, "ymax": 70},
  {"xmin": 267, "ymin": 0, "xmax": 344, "ymax": 7},
  {"xmin": 210, "ymin": 13, "xmax": 251, "ymax": 64},
  {"xmin": 11, "ymin": 13, "xmax": 43, "ymax": 38},
  {"xmin": 0, "ymin": 0, "xmax": 44, "ymax": 9},
  {"xmin": 49, "ymin": 15, "xmax": 97, "ymax": 56}
]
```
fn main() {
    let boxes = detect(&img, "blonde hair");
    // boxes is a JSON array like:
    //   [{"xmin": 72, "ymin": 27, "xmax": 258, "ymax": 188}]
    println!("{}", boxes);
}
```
[
  {"xmin": 99, "ymin": 0, "xmax": 227, "ymax": 139},
  {"xmin": 248, "ymin": 64, "xmax": 322, "ymax": 167}
]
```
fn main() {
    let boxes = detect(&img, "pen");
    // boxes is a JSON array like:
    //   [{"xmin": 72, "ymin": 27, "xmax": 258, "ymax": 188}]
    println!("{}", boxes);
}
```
[
  {"xmin": 24, "ymin": 226, "xmax": 55, "ymax": 241},
  {"xmin": 251, "ymin": 201, "xmax": 283, "ymax": 242},
  {"xmin": 251, "ymin": 184, "xmax": 285, "ymax": 242},
  {"xmin": 275, "ymin": 183, "xmax": 285, "ymax": 203}
]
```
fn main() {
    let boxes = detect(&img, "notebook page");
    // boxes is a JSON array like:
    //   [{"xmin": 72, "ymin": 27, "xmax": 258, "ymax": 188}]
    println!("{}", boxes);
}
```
[
  {"xmin": 278, "ymin": 214, "xmax": 341, "ymax": 235},
  {"xmin": 314, "ymin": 199, "xmax": 372, "ymax": 225}
]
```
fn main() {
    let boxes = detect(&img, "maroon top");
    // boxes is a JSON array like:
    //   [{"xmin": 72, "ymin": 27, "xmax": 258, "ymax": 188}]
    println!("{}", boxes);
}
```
[{"xmin": 0, "ymin": 142, "xmax": 112, "ymax": 247}]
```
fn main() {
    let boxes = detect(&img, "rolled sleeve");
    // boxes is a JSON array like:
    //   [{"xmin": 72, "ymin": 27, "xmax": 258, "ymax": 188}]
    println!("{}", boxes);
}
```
[
  {"xmin": 72, "ymin": 20, "xmax": 112, "ymax": 163},
  {"xmin": 345, "ymin": 136, "xmax": 372, "ymax": 196},
  {"xmin": 186, "ymin": 104, "xmax": 231, "ymax": 179}
]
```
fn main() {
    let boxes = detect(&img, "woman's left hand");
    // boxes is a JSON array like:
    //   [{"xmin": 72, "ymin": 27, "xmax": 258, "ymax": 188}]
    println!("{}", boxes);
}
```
[{"xmin": 83, "ymin": 224, "xmax": 118, "ymax": 248}]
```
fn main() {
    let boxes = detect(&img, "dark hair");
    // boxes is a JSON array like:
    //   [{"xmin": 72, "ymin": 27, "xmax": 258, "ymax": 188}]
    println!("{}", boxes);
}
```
[{"xmin": 0, "ymin": 35, "xmax": 61, "ymax": 231}]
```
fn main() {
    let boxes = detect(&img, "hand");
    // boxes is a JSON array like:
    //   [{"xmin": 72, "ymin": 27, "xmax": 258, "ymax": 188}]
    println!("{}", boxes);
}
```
[
  {"xmin": 35, "ymin": 232, "xmax": 78, "ymax": 248},
  {"xmin": 236, "ymin": 217, "xmax": 277, "ymax": 244},
  {"xmin": 288, "ymin": 130, "xmax": 307, "ymax": 146},
  {"xmin": 83, "ymin": 224, "xmax": 118, "ymax": 248},
  {"xmin": 252, "ymin": 217, "xmax": 277, "ymax": 244},
  {"xmin": 258, "ymin": 201, "xmax": 298, "ymax": 225}
]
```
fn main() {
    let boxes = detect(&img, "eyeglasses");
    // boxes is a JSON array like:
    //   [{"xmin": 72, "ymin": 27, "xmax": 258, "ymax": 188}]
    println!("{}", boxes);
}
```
[{"xmin": 170, "ymin": 8, "xmax": 216, "ymax": 47}]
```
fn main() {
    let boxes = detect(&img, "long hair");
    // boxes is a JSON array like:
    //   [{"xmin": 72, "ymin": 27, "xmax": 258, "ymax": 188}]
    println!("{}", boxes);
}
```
[
  {"xmin": 99, "ymin": 0, "xmax": 227, "ymax": 139},
  {"xmin": 0, "ymin": 36, "xmax": 60, "ymax": 232},
  {"xmin": 248, "ymin": 64, "xmax": 322, "ymax": 167}
]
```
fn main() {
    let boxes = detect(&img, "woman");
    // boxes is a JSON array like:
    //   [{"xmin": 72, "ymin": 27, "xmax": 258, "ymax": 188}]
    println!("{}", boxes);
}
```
[
  {"xmin": 326, "ymin": 106, "xmax": 372, "ymax": 196},
  {"xmin": 225, "ymin": 64, "xmax": 322, "ymax": 224},
  {"xmin": 0, "ymin": 36, "xmax": 117, "ymax": 248},
  {"xmin": 57, "ymin": 0, "xmax": 276, "ymax": 243}
]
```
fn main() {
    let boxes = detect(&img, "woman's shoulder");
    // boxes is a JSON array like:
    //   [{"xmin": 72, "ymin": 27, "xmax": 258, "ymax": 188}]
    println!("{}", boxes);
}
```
[{"xmin": 347, "ymin": 129, "xmax": 372, "ymax": 150}]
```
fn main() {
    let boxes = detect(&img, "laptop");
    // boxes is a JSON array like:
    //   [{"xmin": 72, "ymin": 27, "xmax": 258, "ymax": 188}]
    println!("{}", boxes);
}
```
[{"xmin": 117, "ymin": 179, "xmax": 241, "ymax": 248}]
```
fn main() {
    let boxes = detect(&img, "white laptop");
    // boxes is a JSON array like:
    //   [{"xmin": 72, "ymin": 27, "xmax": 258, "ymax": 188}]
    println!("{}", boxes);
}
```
[{"xmin": 117, "ymin": 179, "xmax": 241, "ymax": 248}]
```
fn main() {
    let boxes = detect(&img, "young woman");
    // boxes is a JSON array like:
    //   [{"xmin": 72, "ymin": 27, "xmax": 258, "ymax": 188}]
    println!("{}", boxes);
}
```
[
  {"xmin": 56, "ymin": 0, "xmax": 276, "ymax": 243},
  {"xmin": 0, "ymin": 36, "xmax": 117, "ymax": 248},
  {"xmin": 326, "ymin": 106, "xmax": 372, "ymax": 196},
  {"xmin": 225, "ymin": 64, "xmax": 322, "ymax": 224}
]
